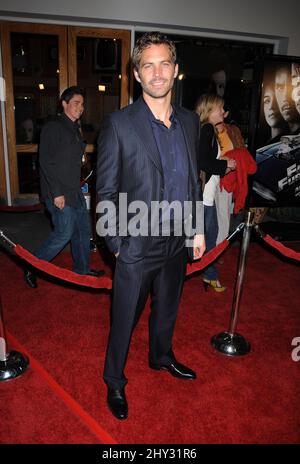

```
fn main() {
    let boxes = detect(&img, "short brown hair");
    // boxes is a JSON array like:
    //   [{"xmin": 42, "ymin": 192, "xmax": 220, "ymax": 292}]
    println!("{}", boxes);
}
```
[
  {"xmin": 132, "ymin": 31, "xmax": 177, "ymax": 70},
  {"xmin": 195, "ymin": 93, "xmax": 224, "ymax": 123},
  {"xmin": 60, "ymin": 86, "xmax": 85, "ymax": 104}
]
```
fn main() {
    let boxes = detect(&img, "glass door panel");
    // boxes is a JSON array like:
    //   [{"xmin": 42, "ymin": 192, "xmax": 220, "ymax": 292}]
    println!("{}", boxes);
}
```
[
  {"xmin": 68, "ymin": 27, "xmax": 130, "ymax": 151},
  {"xmin": 11, "ymin": 32, "xmax": 60, "ymax": 193},
  {"xmin": 76, "ymin": 36, "xmax": 122, "ymax": 145},
  {"xmin": 1, "ymin": 22, "xmax": 67, "ymax": 201},
  {"xmin": 67, "ymin": 27, "xmax": 130, "ymax": 202},
  {"xmin": 1, "ymin": 23, "xmax": 129, "ymax": 202}
]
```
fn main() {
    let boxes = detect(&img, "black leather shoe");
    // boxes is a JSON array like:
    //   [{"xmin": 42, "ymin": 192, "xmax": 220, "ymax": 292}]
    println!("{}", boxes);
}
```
[
  {"xmin": 107, "ymin": 388, "xmax": 128, "ymax": 420},
  {"xmin": 149, "ymin": 360, "xmax": 196, "ymax": 380},
  {"xmin": 24, "ymin": 269, "xmax": 37, "ymax": 288},
  {"xmin": 86, "ymin": 269, "xmax": 105, "ymax": 277}
]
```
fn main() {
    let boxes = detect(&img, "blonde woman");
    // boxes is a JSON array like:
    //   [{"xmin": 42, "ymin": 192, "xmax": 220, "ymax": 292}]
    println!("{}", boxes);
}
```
[{"xmin": 196, "ymin": 94, "xmax": 239, "ymax": 292}]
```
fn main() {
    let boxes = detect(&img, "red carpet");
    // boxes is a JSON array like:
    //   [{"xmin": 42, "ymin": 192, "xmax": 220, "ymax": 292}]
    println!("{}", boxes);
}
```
[{"xmin": 0, "ymin": 241, "xmax": 300, "ymax": 444}]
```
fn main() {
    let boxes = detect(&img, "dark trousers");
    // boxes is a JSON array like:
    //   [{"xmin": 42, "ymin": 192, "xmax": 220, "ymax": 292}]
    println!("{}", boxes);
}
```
[
  {"xmin": 104, "ymin": 235, "xmax": 187, "ymax": 389},
  {"xmin": 203, "ymin": 204, "xmax": 219, "ymax": 280}
]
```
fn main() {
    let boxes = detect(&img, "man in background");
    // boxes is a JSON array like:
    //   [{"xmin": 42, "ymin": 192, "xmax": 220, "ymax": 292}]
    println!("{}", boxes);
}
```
[{"xmin": 24, "ymin": 86, "xmax": 104, "ymax": 288}]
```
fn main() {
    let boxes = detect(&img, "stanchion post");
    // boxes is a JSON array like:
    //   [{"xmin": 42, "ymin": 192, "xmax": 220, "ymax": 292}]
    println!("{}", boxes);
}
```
[
  {"xmin": 211, "ymin": 210, "xmax": 254, "ymax": 356},
  {"xmin": 0, "ymin": 295, "xmax": 29, "ymax": 381}
]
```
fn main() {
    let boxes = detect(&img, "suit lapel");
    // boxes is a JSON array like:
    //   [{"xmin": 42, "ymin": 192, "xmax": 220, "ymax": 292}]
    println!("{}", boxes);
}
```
[
  {"xmin": 175, "ymin": 107, "xmax": 197, "ymax": 182},
  {"xmin": 129, "ymin": 98, "xmax": 163, "ymax": 175},
  {"xmin": 129, "ymin": 99, "xmax": 197, "ymax": 181}
]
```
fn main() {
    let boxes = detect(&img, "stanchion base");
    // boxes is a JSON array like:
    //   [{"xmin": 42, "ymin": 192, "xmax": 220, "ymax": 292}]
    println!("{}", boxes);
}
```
[
  {"xmin": 211, "ymin": 332, "xmax": 251, "ymax": 356},
  {"xmin": 0, "ymin": 350, "xmax": 29, "ymax": 381}
]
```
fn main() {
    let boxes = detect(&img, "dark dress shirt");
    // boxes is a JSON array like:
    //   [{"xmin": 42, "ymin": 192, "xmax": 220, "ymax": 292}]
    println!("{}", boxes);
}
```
[{"xmin": 145, "ymin": 102, "xmax": 189, "ymax": 230}]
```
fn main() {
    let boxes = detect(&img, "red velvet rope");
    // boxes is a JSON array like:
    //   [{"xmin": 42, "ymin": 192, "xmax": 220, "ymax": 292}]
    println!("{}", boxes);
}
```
[
  {"xmin": 8, "ymin": 228, "xmax": 299, "ymax": 290},
  {"xmin": 0, "ymin": 203, "xmax": 43, "ymax": 213},
  {"xmin": 13, "ymin": 234, "xmax": 299, "ymax": 289},
  {"xmin": 14, "ymin": 239, "xmax": 229, "ymax": 289},
  {"xmin": 261, "ymin": 234, "xmax": 300, "ymax": 261},
  {"xmin": 186, "ymin": 239, "xmax": 229, "ymax": 275},
  {"xmin": 15, "ymin": 244, "xmax": 113, "ymax": 289}
]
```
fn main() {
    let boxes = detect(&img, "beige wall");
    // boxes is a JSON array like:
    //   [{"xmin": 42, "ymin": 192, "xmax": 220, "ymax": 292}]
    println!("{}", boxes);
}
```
[{"xmin": 0, "ymin": 0, "xmax": 299, "ymax": 56}]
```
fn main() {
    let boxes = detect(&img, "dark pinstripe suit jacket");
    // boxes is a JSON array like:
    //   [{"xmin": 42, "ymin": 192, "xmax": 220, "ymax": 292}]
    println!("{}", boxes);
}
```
[{"xmin": 96, "ymin": 96, "xmax": 203, "ymax": 263}]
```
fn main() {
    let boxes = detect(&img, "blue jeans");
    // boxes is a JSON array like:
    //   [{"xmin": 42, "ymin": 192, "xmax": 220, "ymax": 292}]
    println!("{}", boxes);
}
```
[
  {"xmin": 35, "ymin": 196, "xmax": 91, "ymax": 274},
  {"xmin": 203, "ymin": 204, "xmax": 219, "ymax": 280}
]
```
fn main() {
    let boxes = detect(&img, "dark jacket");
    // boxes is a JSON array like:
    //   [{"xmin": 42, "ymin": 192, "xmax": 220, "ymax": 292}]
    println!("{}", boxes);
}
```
[
  {"xmin": 96, "ymin": 96, "xmax": 203, "ymax": 263},
  {"xmin": 39, "ymin": 113, "xmax": 86, "ymax": 206},
  {"xmin": 198, "ymin": 123, "xmax": 227, "ymax": 183}
]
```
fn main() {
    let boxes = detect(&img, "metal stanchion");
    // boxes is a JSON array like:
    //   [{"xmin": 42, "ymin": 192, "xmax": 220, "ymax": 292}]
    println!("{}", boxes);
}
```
[
  {"xmin": 211, "ymin": 211, "xmax": 254, "ymax": 356},
  {"xmin": 0, "ymin": 295, "xmax": 29, "ymax": 381},
  {"xmin": 0, "ymin": 230, "xmax": 29, "ymax": 380}
]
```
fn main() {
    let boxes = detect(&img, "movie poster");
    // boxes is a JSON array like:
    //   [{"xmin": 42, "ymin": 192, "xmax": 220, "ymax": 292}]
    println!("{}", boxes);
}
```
[{"xmin": 252, "ymin": 57, "xmax": 300, "ymax": 206}]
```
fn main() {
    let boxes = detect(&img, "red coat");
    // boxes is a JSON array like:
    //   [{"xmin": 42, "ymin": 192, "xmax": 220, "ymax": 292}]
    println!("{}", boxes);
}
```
[{"xmin": 220, "ymin": 148, "xmax": 257, "ymax": 213}]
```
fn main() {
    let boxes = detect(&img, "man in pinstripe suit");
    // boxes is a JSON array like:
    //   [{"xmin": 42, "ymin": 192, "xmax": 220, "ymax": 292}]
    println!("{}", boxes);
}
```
[{"xmin": 96, "ymin": 32, "xmax": 205, "ymax": 420}]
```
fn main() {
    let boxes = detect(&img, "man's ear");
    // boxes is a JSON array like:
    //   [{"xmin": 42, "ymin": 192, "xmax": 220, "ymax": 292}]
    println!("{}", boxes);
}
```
[
  {"xmin": 133, "ymin": 68, "xmax": 141, "ymax": 83},
  {"xmin": 174, "ymin": 63, "xmax": 179, "ymax": 79}
]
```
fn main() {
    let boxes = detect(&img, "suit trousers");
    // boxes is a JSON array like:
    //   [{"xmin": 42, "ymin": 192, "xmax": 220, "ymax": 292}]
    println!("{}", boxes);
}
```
[{"xmin": 103, "ymin": 235, "xmax": 187, "ymax": 389}]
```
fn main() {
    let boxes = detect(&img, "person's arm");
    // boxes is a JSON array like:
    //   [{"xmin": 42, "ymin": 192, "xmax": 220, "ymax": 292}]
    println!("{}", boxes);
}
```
[
  {"xmin": 193, "ymin": 233, "xmax": 206, "ymax": 260},
  {"xmin": 198, "ymin": 123, "xmax": 227, "ymax": 176},
  {"xmin": 53, "ymin": 196, "xmax": 65, "ymax": 209},
  {"xmin": 96, "ymin": 115, "xmax": 122, "ymax": 255},
  {"xmin": 190, "ymin": 115, "xmax": 205, "ymax": 259},
  {"xmin": 39, "ymin": 121, "xmax": 65, "ymax": 204},
  {"xmin": 222, "ymin": 158, "xmax": 237, "ymax": 173}
]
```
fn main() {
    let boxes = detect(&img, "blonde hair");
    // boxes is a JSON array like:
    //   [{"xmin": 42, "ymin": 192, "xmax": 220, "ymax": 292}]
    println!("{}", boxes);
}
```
[{"xmin": 195, "ymin": 94, "xmax": 224, "ymax": 124}]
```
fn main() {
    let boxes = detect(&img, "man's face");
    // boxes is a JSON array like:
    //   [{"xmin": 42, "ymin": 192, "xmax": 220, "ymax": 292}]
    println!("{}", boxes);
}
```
[
  {"xmin": 275, "ymin": 67, "xmax": 297, "ymax": 122},
  {"xmin": 291, "ymin": 62, "xmax": 300, "ymax": 114},
  {"xmin": 62, "ymin": 94, "xmax": 84, "ymax": 121},
  {"xmin": 263, "ymin": 85, "xmax": 282, "ymax": 128},
  {"xmin": 134, "ymin": 44, "xmax": 178, "ymax": 100}
]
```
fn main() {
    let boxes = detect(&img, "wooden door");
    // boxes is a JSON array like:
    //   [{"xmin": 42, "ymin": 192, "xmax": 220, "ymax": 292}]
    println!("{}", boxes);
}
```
[{"xmin": 0, "ymin": 22, "xmax": 130, "ymax": 203}]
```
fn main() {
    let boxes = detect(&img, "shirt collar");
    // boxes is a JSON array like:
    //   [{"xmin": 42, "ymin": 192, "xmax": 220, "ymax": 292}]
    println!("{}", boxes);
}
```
[{"xmin": 141, "ymin": 97, "xmax": 176, "ymax": 126}]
